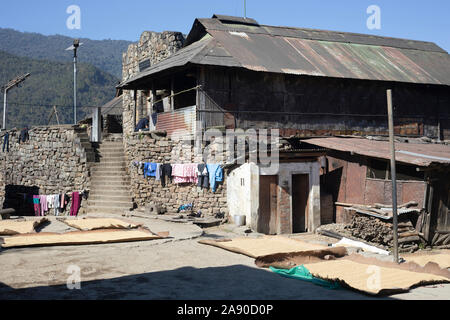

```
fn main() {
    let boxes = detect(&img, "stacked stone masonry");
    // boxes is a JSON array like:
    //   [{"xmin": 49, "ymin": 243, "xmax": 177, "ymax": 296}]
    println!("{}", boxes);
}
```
[
  {"xmin": 124, "ymin": 133, "xmax": 228, "ymax": 217},
  {"xmin": 122, "ymin": 31, "xmax": 185, "ymax": 136},
  {"xmin": 0, "ymin": 125, "xmax": 92, "ymax": 215}
]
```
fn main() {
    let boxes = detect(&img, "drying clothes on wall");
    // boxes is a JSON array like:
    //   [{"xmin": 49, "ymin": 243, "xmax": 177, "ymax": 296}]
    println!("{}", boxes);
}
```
[
  {"xmin": 172, "ymin": 164, "xmax": 198, "ymax": 184},
  {"xmin": 206, "ymin": 164, "xmax": 224, "ymax": 192},
  {"xmin": 196, "ymin": 164, "xmax": 210, "ymax": 189},
  {"xmin": 70, "ymin": 192, "xmax": 81, "ymax": 216},
  {"xmin": 39, "ymin": 195, "xmax": 48, "ymax": 215},
  {"xmin": 33, "ymin": 196, "xmax": 41, "ymax": 216},
  {"xmin": 61, "ymin": 193, "xmax": 70, "ymax": 211},
  {"xmin": 155, "ymin": 163, "xmax": 161, "ymax": 181},
  {"xmin": 2, "ymin": 132, "xmax": 9, "ymax": 153},
  {"xmin": 144, "ymin": 162, "xmax": 159, "ymax": 178},
  {"xmin": 18, "ymin": 127, "xmax": 29, "ymax": 144},
  {"xmin": 160, "ymin": 164, "xmax": 172, "ymax": 187}
]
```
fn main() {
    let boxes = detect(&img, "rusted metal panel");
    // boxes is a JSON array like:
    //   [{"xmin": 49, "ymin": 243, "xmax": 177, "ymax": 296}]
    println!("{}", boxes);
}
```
[
  {"xmin": 401, "ymin": 181, "xmax": 426, "ymax": 209},
  {"xmin": 306, "ymin": 137, "xmax": 450, "ymax": 167},
  {"xmin": 364, "ymin": 179, "xmax": 386, "ymax": 205},
  {"xmin": 207, "ymin": 29, "xmax": 449, "ymax": 85},
  {"xmin": 120, "ymin": 17, "xmax": 450, "ymax": 90},
  {"xmin": 155, "ymin": 106, "xmax": 196, "ymax": 138},
  {"xmin": 345, "ymin": 162, "xmax": 366, "ymax": 204}
]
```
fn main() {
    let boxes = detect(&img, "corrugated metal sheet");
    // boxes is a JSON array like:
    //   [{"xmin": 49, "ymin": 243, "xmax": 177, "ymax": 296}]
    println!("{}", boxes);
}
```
[
  {"xmin": 155, "ymin": 105, "xmax": 197, "ymax": 138},
  {"xmin": 207, "ymin": 29, "xmax": 450, "ymax": 85},
  {"xmin": 120, "ymin": 16, "xmax": 450, "ymax": 89},
  {"xmin": 101, "ymin": 96, "xmax": 123, "ymax": 116},
  {"xmin": 305, "ymin": 137, "xmax": 450, "ymax": 167}
]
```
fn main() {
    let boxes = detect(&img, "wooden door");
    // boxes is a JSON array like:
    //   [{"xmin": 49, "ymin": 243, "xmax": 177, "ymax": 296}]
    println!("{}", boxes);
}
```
[
  {"xmin": 292, "ymin": 174, "xmax": 309, "ymax": 233},
  {"xmin": 258, "ymin": 175, "xmax": 278, "ymax": 235}
]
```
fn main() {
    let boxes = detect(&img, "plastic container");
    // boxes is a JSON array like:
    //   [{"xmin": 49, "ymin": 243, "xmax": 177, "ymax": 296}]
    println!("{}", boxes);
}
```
[{"xmin": 234, "ymin": 215, "xmax": 246, "ymax": 227}]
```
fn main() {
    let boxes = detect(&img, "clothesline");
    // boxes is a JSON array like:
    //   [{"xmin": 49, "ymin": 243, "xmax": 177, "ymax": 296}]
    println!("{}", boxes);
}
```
[
  {"xmin": 29, "ymin": 190, "xmax": 88, "ymax": 217},
  {"xmin": 132, "ymin": 162, "xmax": 224, "ymax": 192}
]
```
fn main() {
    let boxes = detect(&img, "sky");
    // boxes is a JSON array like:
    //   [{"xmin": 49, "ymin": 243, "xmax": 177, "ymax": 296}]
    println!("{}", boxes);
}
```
[{"xmin": 0, "ymin": 0, "xmax": 449, "ymax": 52}]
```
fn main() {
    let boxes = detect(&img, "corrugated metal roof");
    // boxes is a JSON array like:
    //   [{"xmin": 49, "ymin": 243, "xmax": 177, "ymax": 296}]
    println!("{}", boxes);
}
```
[
  {"xmin": 304, "ymin": 137, "xmax": 450, "ymax": 167},
  {"xmin": 101, "ymin": 95, "xmax": 123, "ymax": 116},
  {"xmin": 119, "ymin": 16, "xmax": 450, "ymax": 89}
]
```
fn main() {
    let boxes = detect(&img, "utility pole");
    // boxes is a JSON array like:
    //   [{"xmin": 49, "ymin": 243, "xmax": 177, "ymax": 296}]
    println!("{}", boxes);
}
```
[
  {"xmin": 244, "ymin": 0, "xmax": 247, "ymax": 18},
  {"xmin": 387, "ymin": 89, "xmax": 399, "ymax": 264},
  {"xmin": 1, "ymin": 73, "xmax": 31, "ymax": 130},
  {"xmin": 66, "ymin": 39, "xmax": 83, "ymax": 124}
]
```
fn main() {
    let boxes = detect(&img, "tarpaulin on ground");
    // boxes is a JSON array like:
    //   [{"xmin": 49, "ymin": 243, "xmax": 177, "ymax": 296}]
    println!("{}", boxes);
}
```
[
  {"xmin": 0, "ymin": 218, "xmax": 48, "ymax": 235},
  {"xmin": 270, "ymin": 266, "xmax": 341, "ymax": 289},
  {"xmin": 59, "ymin": 218, "xmax": 142, "ymax": 231},
  {"xmin": 0, "ymin": 228, "xmax": 168, "ymax": 248},
  {"xmin": 198, "ymin": 236, "xmax": 327, "ymax": 258},
  {"xmin": 303, "ymin": 258, "xmax": 450, "ymax": 295}
]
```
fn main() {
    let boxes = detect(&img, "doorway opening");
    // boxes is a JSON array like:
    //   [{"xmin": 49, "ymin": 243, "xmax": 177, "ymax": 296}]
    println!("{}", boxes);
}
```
[{"xmin": 292, "ymin": 174, "xmax": 309, "ymax": 233}]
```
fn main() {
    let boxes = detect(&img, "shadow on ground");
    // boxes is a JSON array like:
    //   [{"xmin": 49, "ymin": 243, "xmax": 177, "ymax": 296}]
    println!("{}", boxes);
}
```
[{"xmin": 0, "ymin": 264, "xmax": 393, "ymax": 300}]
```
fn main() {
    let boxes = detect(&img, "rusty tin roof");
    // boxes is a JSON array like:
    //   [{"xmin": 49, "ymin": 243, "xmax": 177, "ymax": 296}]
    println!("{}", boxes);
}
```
[
  {"xmin": 120, "ymin": 15, "xmax": 450, "ymax": 89},
  {"xmin": 304, "ymin": 137, "xmax": 450, "ymax": 167}
]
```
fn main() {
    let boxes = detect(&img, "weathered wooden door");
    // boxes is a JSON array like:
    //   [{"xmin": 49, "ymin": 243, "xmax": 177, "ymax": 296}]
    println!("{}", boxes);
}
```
[
  {"xmin": 258, "ymin": 175, "xmax": 278, "ymax": 235},
  {"xmin": 292, "ymin": 174, "xmax": 310, "ymax": 233}
]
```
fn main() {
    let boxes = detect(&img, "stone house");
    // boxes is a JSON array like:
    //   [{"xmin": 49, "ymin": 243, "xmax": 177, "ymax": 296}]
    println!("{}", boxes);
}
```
[{"xmin": 117, "ymin": 14, "xmax": 450, "ymax": 234}]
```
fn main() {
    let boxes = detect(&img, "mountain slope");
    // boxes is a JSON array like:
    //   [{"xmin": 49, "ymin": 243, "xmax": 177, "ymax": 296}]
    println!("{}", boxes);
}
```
[
  {"xmin": 0, "ymin": 28, "xmax": 132, "ymax": 79},
  {"xmin": 0, "ymin": 50, "xmax": 118, "ymax": 129}
]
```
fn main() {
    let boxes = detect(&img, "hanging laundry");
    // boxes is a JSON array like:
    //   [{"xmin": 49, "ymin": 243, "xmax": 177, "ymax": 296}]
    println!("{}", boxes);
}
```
[
  {"xmin": 160, "ymin": 164, "xmax": 173, "ymax": 187},
  {"xmin": 54, "ymin": 194, "xmax": 60, "ymax": 216},
  {"xmin": 155, "ymin": 163, "xmax": 161, "ymax": 181},
  {"xmin": 2, "ymin": 132, "xmax": 9, "ymax": 153},
  {"xmin": 39, "ymin": 195, "xmax": 48, "ymax": 215},
  {"xmin": 206, "ymin": 164, "xmax": 224, "ymax": 193},
  {"xmin": 144, "ymin": 162, "xmax": 159, "ymax": 178},
  {"xmin": 196, "ymin": 164, "xmax": 210, "ymax": 189},
  {"xmin": 70, "ymin": 192, "xmax": 81, "ymax": 216},
  {"xmin": 172, "ymin": 164, "xmax": 198, "ymax": 184},
  {"xmin": 33, "ymin": 196, "xmax": 41, "ymax": 216}
]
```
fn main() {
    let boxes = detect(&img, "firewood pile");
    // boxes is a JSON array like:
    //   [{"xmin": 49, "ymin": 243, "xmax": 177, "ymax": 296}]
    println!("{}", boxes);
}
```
[{"xmin": 339, "ymin": 201, "xmax": 424, "ymax": 250}]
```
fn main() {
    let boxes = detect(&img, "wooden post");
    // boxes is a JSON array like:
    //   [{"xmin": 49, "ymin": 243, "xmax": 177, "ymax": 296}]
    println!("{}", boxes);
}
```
[
  {"xmin": 170, "ymin": 77, "xmax": 175, "ymax": 112},
  {"xmin": 133, "ymin": 89, "xmax": 137, "ymax": 130},
  {"xmin": 387, "ymin": 89, "xmax": 399, "ymax": 263}
]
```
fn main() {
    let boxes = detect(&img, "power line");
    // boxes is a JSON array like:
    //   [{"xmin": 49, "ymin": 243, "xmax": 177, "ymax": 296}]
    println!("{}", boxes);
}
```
[{"xmin": 0, "ymin": 102, "xmax": 93, "ymax": 109}]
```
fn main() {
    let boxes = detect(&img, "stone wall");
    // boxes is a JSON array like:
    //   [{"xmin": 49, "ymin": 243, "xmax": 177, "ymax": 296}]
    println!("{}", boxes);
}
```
[
  {"xmin": 0, "ymin": 125, "xmax": 92, "ymax": 215},
  {"xmin": 124, "ymin": 132, "xmax": 228, "ymax": 217},
  {"xmin": 122, "ymin": 31, "xmax": 185, "ymax": 136}
]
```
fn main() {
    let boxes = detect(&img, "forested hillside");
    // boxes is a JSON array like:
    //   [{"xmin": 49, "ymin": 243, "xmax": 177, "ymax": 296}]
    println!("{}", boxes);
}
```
[
  {"xmin": 0, "ymin": 50, "xmax": 119, "ymax": 129},
  {"xmin": 0, "ymin": 28, "xmax": 132, "ymax": 78}
]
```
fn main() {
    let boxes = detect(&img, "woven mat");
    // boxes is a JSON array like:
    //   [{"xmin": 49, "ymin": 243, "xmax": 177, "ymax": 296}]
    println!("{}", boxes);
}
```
[
  {"xmin": 60, "ymin": 218, "xmax": 142, "ymax": 231},
  {"xmin": 0, "ymin": 218, "xmax": 48, "ymax": 235},
  {"xmin": 403, "ymin": 253, "xmax": 450, "ymax": 269},
  {"xmin": 0, "ymin": 228, "xmax": 166, "ymax": 248},
  {"xmin": 304, "ymin": 259, "xmax": 449, "ymax": 295},
  {"xmin": 199, "ymin": 236, "xmax": 327, "ymax": 258}
]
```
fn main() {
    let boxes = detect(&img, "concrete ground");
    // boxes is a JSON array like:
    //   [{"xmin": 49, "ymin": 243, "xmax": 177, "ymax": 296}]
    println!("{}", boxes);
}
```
[{"xmin": 0, "ymin": 215, "xmax": 449, "ymax": 300}]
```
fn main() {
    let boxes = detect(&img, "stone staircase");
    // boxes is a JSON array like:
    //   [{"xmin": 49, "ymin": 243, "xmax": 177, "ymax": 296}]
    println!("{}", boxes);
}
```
[
  {"xmin": 74, "ymin": 126, "xmax": 96, "ymax": 163},
  {"xmin": 86, "ymin": 134, "xmax": 134, "ymax": 215}
]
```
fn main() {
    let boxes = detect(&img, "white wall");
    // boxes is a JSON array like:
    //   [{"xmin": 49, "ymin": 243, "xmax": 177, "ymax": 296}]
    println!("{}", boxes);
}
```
[{"xmin": 227, "ymin": 163, "xmax": 259, "ymax": 227}]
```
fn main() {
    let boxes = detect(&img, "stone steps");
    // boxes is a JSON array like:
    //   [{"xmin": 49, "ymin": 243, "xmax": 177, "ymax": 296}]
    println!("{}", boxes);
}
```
[
  {"xmin": 90, "ymin": 190, "xmax": 131, "ymax": 197},
  {"xmin": 89, "ymin": 185, "xmax": 130, "ymax": 192},
  {"xmin": 91, "ymin": 170, "xmax": 127, "ymax": 176},
  {"xmin": 87, "ymin": 200, "xmax": 133, "ymax": 208},
  {"xmin": 88, "ymin": 194, "xmax": 133, "ymax": 202},
  {"xmin": 86, "ymin": 134, "xmax": 134, "ymax": 214},
  {"xmin": 90, "ymin": 166, "xmax": 127, "ymax": 172}
]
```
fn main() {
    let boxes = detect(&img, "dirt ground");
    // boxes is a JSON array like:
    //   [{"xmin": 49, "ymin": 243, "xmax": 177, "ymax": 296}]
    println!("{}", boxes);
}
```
[{"xmin": 0, "ymin": 216, "xmax": 449, "ymax": 300}]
